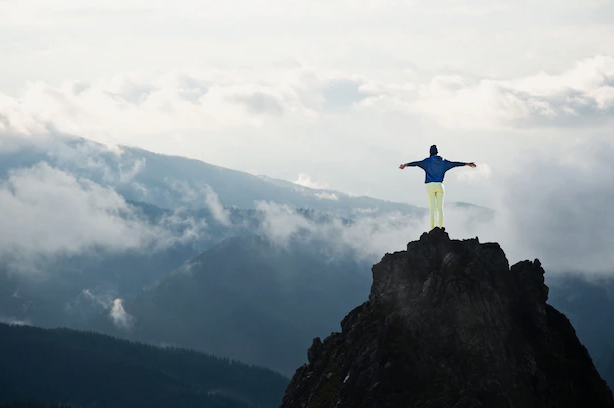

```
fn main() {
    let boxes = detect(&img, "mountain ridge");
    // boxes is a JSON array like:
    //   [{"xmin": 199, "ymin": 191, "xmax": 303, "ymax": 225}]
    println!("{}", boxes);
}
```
[{"xmin": 0, "ymin": 137, "xmax": 430, "ymax": 215}]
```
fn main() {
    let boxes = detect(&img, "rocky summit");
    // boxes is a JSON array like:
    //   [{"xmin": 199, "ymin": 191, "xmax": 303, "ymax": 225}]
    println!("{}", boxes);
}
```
[{"xmin": 279, "ymin": 228, "xmax": 614, "ymax": 408}]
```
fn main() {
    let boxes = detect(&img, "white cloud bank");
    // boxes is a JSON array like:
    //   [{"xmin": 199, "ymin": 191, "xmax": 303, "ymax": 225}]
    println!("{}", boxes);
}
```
[
  {"xmin": 0, "ymin": 163, "xmax": 150, "ymax": 255},
  {"xmin": 0, "ymin": 72, "xmax": 317, "ymax": 143},
  {"xmin": 0, "ymin": 161, "xmax": 206, "ymax": 272},
  {"xmin": 365, "ymin": 55, "xmax": 614, "ymax": 130},
  {"xmin": 256, "ymin": 136, "xmax": 614, "ymax": 277},
  {"xmin": 493, "ymin": 139, "xmax": 614, "ymax": 275},
  {"xmin": 0, "ymin": 56, "xmax": 612, "ymax": 148}
]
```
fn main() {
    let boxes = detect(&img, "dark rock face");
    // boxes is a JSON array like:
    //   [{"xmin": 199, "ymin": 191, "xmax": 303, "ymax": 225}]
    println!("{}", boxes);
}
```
[{"xmin": 280, "ymin": 228, "xmax": 614, "ymax": 408}]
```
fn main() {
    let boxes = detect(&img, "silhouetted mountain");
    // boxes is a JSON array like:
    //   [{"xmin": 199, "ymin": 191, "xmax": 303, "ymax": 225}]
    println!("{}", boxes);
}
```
[
  {"xmin": 280, "ymin": 229, "xmax": 614, "ymax": 408},
  {"xmin": 100, "ymin": 234, "xmax": 372, "ymax": 375},
  {"xmin": 0, "ymin": 323, "xmax": 288, "ymax": 408}
]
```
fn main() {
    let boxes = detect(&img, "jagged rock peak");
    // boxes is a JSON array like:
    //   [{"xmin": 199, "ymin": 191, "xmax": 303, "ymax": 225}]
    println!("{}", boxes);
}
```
[{"xmin": 280, "ymin": 228, "xmax": 614, "ymax": 408}]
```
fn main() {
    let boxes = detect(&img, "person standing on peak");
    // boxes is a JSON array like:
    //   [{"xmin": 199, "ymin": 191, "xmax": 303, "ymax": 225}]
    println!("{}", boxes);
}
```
[{"xmin": 399, "ymin": 145, "xmax": 476, "ymax": 230}]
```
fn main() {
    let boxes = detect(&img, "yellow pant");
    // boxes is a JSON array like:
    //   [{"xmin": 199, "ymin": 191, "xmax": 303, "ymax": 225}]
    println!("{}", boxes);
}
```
[{"xmin": 426, "ymin": 182, "xmax": 444, "ymax": 229}]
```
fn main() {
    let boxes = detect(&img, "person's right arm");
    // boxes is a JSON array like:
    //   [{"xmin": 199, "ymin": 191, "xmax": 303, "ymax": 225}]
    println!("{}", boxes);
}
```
[{"xmin": 399, "ymin": 159, "xmax": 427, "ymax": 169}]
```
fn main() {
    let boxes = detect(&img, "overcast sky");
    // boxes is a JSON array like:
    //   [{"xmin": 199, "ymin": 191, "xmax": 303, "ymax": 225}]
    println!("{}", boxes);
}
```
[{"xmin": 1, "ymin": 0, "xmax": 613, "ymax": 207}]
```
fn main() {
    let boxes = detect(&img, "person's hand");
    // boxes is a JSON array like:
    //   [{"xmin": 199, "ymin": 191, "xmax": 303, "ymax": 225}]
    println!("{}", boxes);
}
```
[
  {"xmin": 467, "ymin": 162, "xmax": 477, "ymax": 168},
  {"xmin": 399, "ymin": 164, "xmax": 406, "ymax": 169}
]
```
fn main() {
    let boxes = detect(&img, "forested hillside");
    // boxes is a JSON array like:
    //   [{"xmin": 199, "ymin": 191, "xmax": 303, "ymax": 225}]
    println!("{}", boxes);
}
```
[{"xmin": 0, "ymin": 323, "xmax": 288, "ymax": 408}]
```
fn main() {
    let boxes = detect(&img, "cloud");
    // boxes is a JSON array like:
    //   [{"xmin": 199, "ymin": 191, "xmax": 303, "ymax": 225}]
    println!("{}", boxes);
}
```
[
  {"xmin": 79, "ymin": 289, "xmax": 135, "ymax": 330},
  {"xmin": 314, "ymin": 192, "xmax": 339, "ymax": 200},
  {"xmin": 294, "ymin": 173, "xmax": 329, "ymax": 189},
  {"xmin": 80, "ymin": 288, "xmax": 113, "ymax": 309},
  {"xmin": 323, "ymin": 77, "xmax": 369, "ymax": 110},
  {"xmin": 203, "ymin": 185, "xmax": 231, "ymax": 226},
  {"xmin": 164, "ymin": 179, "xmax": 230, "ymax": 225},
  {"xmin": 256, "ymin": 202, "xmax": 316, "ymax": 245},
  {"xmin": 0, "ymin": 163, "xmax": 151, "ymax": 256},
  {"xmin": 409, "ymin": 55, "xmax": 614, "ymax": 130},
  {"xmin": 0, "ymin": 93, "xmax": 55, "ymax": 137},
  {"xmin": 45, "ymin": 137, "xmax": 146, "ymax": 186},
  {"xmin": 456, "ymin": 163, "xmax": 492, "ymax": 181},
  {"xmin": 110, "ymin": 298, "xmax": 135, "ymax": 330},
  {"xmin": 0, "ymin": 162, "xmax": 207, "ymax": 273},
  {"xmin": 490, "ymin": 139, "xmax": 614, "ymax": 275},
  {"xmin": 0, "ymin": 316, "xmax": 31, "ymax": 326},
  {"xmin": 256, "ymin": 201, "xmax": 431, "ymax": 261},
  {"xmin": 351, "ymin": 207, "xmax": 380, "ymax": 215},
  {"xmin": 229, "ymin": 89, "xmax": 285, "ymax": 116}
]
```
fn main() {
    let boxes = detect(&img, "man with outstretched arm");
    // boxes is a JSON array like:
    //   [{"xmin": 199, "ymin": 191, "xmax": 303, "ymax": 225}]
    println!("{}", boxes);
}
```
[{"xmin": 399, "ymin": 145, "xmax": 476, "ymax": 230}]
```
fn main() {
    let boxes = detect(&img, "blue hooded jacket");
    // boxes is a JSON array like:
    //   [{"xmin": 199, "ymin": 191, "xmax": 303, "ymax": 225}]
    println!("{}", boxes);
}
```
[{"xmin": 406, "ymin": 155, "xmax": 466, "ymax": 183}]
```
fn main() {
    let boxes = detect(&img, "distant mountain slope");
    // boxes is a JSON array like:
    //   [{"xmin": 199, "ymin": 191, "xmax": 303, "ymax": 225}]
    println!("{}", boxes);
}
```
[
  {"xmin": 0, "ymin": 323, "xmax": 288, "ymax": 408},
  {"xmin": 0, "ymin": 137, "xmax": 427, "ymax": 216},
  {"xmin": 118, "ymin": 146, "xmax": 428, "ymax": 214},
  {"xmin": 547, "ymin": 275, "xmax": 614, "ymax": 388},
  {"xmin": 102, "ymin": 234, "xmax": 372, "ymax": 375},
  {"xmin": 0, "ymin": 205, "xmax": 354, "ymax": 331},
  {"xmin": 0, "ymin": 201, "xmax": 230, "ymax": 330}
]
